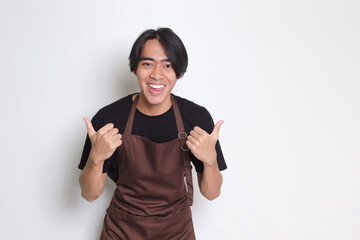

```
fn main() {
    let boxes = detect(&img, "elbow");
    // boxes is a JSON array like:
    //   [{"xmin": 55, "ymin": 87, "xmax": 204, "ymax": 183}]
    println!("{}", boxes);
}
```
[
  {"xmin": 207, "ymin": 194, "xmax": 220, "ymax": 201},
  {"xmin": 79, "ymin": 174, "xmax": 105, "ymax": 202},
  {"xmin": 202, "ymin": 190, "xmax": 221, "ymax": 201},
  {"xmin": 81, "ymin": 191, "xmax": 101, "ymax": 202}
]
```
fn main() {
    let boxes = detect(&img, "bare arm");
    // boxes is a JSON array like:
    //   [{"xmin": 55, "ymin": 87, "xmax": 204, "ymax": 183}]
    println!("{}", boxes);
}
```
[
  {"xmin": 197, "ymin": 159, "xmax": 223, "ymax": 200},
  {"xmin": 79, "ymin": 155, "xmax": 107, "ymax": 202},
  {"xmin": 79, "ymin": 118, "xmax": 122, "ymax": 202},
  {"xmin": 186, "ymin": 121, "xmax": 224, "ymax": 200}
]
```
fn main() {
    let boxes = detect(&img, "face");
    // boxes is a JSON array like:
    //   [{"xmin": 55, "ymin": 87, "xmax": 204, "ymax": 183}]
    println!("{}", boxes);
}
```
[{"xmin": 134, "ymin": 39, "xmax": 180, "ymax": 114}]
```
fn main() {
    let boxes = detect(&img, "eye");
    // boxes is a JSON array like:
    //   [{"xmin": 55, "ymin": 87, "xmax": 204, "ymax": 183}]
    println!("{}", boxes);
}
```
[
  {"xmin": 164, "ymin": 64, "xmax": 172, "ymax": 69},
  {"xmin": 142, "ymin": 62, "xmax": 152, "ymax": 67}
]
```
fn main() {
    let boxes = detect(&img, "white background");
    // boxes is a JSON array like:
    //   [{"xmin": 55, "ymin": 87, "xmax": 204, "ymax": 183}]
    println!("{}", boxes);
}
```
[{"xmin": 1, "ymin": 0, "xmax": 359, "ymax": 239}]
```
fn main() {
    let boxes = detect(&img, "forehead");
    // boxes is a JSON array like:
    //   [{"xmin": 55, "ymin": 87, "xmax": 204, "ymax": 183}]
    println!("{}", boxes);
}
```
[{"xmin": 140, "ymin": 39, "xmax": 168, "ymax": 59}]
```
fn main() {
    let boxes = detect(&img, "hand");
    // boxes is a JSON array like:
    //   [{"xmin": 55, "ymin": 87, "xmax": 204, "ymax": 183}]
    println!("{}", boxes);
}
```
[
  {"xmin": 186, "ymin": 120, "xmax": 224, "ymax": 166},
  {"xmin": 83, "ymin": 118, "xmax": 122, "ymax": 164}
]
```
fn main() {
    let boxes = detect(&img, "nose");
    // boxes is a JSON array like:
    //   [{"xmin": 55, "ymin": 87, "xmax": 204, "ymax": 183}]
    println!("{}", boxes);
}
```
[{"xmin": 150, "ymin": 65, "xmax": 164, "ymax": 81}]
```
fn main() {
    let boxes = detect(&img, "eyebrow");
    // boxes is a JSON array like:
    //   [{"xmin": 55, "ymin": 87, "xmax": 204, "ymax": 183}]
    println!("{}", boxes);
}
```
[{"xmin": 139, "ymin": 57, "xmax": 171, "ymax": 62}]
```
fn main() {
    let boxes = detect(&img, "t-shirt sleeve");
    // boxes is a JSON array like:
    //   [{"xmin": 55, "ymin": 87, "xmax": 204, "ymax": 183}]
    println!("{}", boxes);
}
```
[
  {"xmin": 190, "ymin": 107, "xmax": 227, "ymax": 173},
  {"xmin": 78, "ymin": 111, "xmax": 117, "ymax": 178}
]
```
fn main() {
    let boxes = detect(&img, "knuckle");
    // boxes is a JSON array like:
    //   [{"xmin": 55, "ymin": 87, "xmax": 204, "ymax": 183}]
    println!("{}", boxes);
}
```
[{"xmin": 97, "ymin": 130, "xmax": 103, "ymax": 136}]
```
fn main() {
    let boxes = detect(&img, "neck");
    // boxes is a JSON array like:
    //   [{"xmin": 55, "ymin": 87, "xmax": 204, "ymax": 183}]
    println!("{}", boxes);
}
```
[{"xmin": 135, "ymin": 94, "xmax": 172, "ymax": 116}]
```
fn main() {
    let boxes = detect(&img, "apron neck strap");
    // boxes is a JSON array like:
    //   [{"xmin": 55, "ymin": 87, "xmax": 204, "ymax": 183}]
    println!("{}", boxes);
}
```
[
  {"xmin": 124, "ymin": 94, "xmax": 139, "ymax": 135},
  {"xmin": 171, "ymin": 96, "xmax": 189, "ymax": 151},
  {"xmin": 124, "ymin": 94, "xmax": 185, "ymax": 137}
]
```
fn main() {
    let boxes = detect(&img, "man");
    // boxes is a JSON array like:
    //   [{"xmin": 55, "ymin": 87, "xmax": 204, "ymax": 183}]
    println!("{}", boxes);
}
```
[{"xmin": 79, "ymin": 27, "xmax": 227, "ymax": 239}]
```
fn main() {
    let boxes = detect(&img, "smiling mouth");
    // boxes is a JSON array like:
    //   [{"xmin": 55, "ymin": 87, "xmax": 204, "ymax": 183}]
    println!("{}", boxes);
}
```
[{"xmin": 148, "ymin": 84, "xmax": 165, "ymax": 90}]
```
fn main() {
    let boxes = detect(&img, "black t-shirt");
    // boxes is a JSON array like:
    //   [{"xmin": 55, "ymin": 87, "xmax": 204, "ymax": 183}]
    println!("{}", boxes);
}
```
[{"xmin": 79, "ymin": 93, "xmax": 227, "ymax": 182}]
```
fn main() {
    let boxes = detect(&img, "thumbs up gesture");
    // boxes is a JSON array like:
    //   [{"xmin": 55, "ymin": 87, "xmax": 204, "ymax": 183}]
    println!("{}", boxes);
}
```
[
  {"xmin": 83, "ymin": 118, "xmax": 123, "ymax": 164},
  {"xmin": 186, "ymin": 120, "xmax": 224, "ymax": 166}
]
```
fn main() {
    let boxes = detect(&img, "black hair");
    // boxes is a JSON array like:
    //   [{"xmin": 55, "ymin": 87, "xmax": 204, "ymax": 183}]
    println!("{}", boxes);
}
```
[{"xmin": 129, "ymin": 27, "xmax": 188, "ymax": 79}]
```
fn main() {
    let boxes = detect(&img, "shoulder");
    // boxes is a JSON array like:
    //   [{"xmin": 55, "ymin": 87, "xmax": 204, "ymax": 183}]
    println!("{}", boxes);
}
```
[
  {"xmin": 174, "ymin": 95, "xmax": 206, "ymax": 111},
  {"xmin": 91, "ymin": 93, "xmax": 135, "ymax": 131}
]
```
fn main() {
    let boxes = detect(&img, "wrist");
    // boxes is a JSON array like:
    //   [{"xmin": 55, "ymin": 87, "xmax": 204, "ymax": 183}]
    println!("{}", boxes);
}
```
[
  {"xmin": 88, "ymin": 152, "xmax": 106, "ymax": 166},
  {"xmin": 202, "ymin": 151, "xmax": 218, "ymax": 169},
  {"xmin": 203, "ymin": 160, "xmax": 219, "ymax": 169}
]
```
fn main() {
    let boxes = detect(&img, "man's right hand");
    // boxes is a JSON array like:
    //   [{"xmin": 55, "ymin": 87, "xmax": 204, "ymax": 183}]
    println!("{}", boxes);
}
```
[{"xmin": 83, "ymin": 118, "xmax": 122, "ymax": 164}]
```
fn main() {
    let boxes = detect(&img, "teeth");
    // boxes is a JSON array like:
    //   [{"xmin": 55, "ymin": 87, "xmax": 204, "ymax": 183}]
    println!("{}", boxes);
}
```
[{"xmin": 148, "ymin": 84, "xmax": 165, "ymax": 89}]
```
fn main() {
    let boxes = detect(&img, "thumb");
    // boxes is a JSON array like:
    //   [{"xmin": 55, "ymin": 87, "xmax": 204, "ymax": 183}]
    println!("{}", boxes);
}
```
[
  {"xmin": 211, "ymin": 120, "xmax": 224, "ymax": 140},
  {"xmin": 83, "ymin": 118, "xmax": 96, "ymax": 138}
]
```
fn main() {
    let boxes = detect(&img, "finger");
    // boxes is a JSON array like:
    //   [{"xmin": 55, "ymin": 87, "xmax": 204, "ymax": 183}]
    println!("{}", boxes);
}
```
[
  {"xmin": 186, "ymin": 140, "xmax": 194, "ymax": 150},
  {"xmin": 106, "ymin": 128, "xmax": 119, "ymax": 137},
  {"xmin": 189, "ymin": 130, "xmax": 201, "ymax": 140},
  {"xmin": 98, "ymin": 123, "xmax": 115, "ymax": 134},
  {"xmin": 187, "ymin": 135, "xmax": 197, "ymax": 145},
  {"xmin": 211, "ymin": 120, "xmax": 224, "ymax": 139},
  {"xmin": 83, "ymin": 118, "xmax": 96, "ymax": 138},
  {"xmin": 114, "ymin": 139, "xmax": 123, "ymax": 148},
  {"xmin": 112, "ymin": 133, "xmax": 122, "ymax": 141},
  {"xmin": 193, "ymin": 126, "xmax": 207, "ymax": 135}
]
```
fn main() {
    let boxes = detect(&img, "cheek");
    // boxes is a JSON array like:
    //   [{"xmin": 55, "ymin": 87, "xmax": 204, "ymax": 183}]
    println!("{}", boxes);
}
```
[
  {"xmin": 165, "ymin": 72, "xmax": 177, "ymax": 82},
  {"xmin": 170, "ymin": 75, "xmax": 178, "ymax": 83},
  {"xmin": 136, "ymin": 71, "xmax": 147, "ymax": 82}
]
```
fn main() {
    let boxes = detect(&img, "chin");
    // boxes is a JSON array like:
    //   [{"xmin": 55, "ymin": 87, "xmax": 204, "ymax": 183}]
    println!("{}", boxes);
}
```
[
  {"xmin": 140, "ymin": 88, "xmax": 172, "ymax": 107},
  {"xmin": 147, "ymin": 95, "xmax": 166, "ymax": 105}
]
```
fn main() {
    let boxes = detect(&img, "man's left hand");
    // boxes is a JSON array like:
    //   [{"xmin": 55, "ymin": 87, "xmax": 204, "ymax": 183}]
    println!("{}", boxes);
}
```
[{"xmin": 186, "ymin": 120, "xmax": 224, "ymax": 166}]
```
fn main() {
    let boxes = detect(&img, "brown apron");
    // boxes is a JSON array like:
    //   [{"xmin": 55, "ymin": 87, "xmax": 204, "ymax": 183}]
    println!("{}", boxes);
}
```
[{"xmin": 100, "ymin": 95, "xmax": 195, "ymax": 240}]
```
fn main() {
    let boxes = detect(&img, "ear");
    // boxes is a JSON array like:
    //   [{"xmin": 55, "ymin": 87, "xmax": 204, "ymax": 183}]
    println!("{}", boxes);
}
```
[
  {"xmin": 132, "ymin": 70, "xmax": 137, "ymax": 76},
  {"xmin": 177, "ymin": 73, "xmax": 184, "ymax": 80}
]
